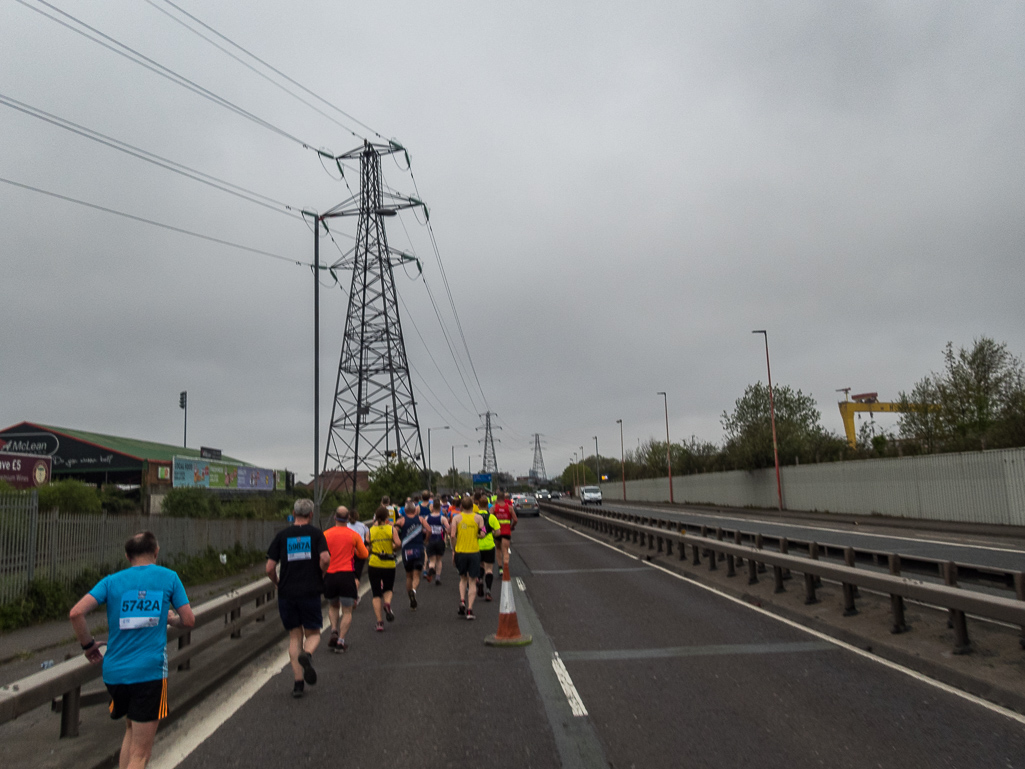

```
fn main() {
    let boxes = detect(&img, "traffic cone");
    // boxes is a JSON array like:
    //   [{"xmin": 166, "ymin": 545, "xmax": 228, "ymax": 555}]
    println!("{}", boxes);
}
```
[{"xmin": 484, "ymin": 561, "xmax": 532, "ymax": 647}]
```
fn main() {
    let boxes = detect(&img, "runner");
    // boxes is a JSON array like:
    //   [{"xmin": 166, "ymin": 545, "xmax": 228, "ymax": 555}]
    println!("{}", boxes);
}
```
[
  {"xmin": 323, "ymin": 507, "xmax": 369, "ymax": 653},
  {"xmin": 345, "ymin": 508, "xmax": 371, "ymax": 605},
  {"xmin": 367, "ymin": 505, "xmax": 401, "ymax": 631},
  {"xmin": 424, "ymin": 499, "xmax": 449, "ymax": 587},
  {"xmin": 492, "ymin": 490, "xmax": 518, "ymax": 576},
  {"xmin": 395, "ymin": 496, "xmax": 428, "ymax": 609},
  {"xmin": 381, "ymin": 496, "xmax": 398, "ymax": 524},
  {"xmin": 477, "ymin": 502, "xmax": 501, "ymax": 601},
  {"xmin": 266, "ymin": 498, "xmax": 330, "ymax": 698},
  {"xmin": 450, "ymin": 496, "xmax": 485, "ymax": 620},
  {"xmin": 69, "ymin": 532, "xmax": 194, "ymax": 769}
]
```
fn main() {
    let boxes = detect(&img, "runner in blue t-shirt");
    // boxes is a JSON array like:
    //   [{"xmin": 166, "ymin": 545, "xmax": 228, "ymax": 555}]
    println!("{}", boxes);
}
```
[
  {"xmin": 70, "ymin": 531, "xmax": 194, "ymax": 769},
  {"xmin": 395, "ymin": 502, "xmax": 428, "ymax": 609}
]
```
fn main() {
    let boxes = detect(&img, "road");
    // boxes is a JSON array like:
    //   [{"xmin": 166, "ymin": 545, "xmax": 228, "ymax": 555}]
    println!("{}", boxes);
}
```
[
  {"xmin": 152, "ymin": 514, "xmax": 1025, "ymax": 769},
  {"xmin": 563, "ymin": 499, "xmax": 1025, "ymax": 573}
]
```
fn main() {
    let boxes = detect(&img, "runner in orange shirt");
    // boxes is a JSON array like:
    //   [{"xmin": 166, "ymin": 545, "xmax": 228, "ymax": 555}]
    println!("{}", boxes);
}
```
[{"xmin": 323, "ymin": 507, "xmax": 369, "ymax": 653}]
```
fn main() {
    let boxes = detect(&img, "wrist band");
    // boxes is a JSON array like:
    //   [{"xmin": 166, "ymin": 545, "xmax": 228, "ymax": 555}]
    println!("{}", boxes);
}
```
[{"xmin": 81, "ymin": 639, "xmax": 96, "ymax": 650}]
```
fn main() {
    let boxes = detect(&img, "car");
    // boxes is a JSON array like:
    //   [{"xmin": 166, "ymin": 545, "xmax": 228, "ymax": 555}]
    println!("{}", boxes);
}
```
[
  {"xmin": 536, "ymin": 489, "xmax": 551, "ymax": 500},
  {"xmin": 580, "ymin": 486, "xmax": 603, "ymax": 505},
  {"xmin": 551, "ymin": 490, "xmax": 561, "ymax": 499},
  {"xmin": 513, "ymin": 495, "xmax": 540, "ymax": 517}
]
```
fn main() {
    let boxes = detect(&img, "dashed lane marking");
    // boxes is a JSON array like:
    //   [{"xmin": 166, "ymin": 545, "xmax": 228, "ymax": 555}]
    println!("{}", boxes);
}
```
[
  {"xmin": 516, "ymin": 577, "xmax": 526, "ymax": 592},
  {"xmin": 552, "ymin": 652, "xmax": 588, "ymax": 717},
  {"xmin": 560, "ymin": 640, "xmax": 834, "ymax": 662},
  {"xmin": 531, "ymin": 567, "xmax": 650, "ymax": 575}
]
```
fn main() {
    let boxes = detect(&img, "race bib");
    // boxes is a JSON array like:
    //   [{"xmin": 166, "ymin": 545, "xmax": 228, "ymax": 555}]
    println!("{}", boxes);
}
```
[
  {"xmin": 431, "ymin": 524, "xmax": 445, "ymax": 537},
  {"xmin": 119, "ymin": 590, "xmax": 162, "ymax": 630},
  {"xmin": 286, "ymin": 536, "xmax": 312, "ymax": 561}
]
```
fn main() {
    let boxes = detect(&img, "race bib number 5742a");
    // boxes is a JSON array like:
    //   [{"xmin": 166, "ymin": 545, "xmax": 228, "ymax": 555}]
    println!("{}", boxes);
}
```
[{"xmin": 119, "ymin": 590, "xmax": 162, "ymax": 630}]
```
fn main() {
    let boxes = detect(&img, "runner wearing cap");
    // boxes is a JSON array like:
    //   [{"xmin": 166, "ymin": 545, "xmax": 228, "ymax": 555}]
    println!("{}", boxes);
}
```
[
  {"xmin": 451, "ymin": 496, "xmax": 485, "ymax": 620},
  {"xmin": 323, "ymin": 507, "xmax": 369, "ymax": 653},
  {"xmin": 492, "ymin": 491, "xmax": 518, "ymax": 575},
  {"xmin": 367, "ymin": 506, "xmax": 401, "ymax": 632}
]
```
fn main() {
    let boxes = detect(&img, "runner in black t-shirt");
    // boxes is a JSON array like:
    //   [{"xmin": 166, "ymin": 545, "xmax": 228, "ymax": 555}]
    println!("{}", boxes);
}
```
[{"xmin": 266, "ymin": 498, "xmax": 329, "ymax": 698}]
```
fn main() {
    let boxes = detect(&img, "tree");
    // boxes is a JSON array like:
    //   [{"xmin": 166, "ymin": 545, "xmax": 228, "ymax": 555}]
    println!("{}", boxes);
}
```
[
  {"xmin": 721, "ymin": 382, "xmax": 842, "ymax": 470},
  {"xmin": 899, "ymin": 337, "xmax": 1025, "ymax": 452}
]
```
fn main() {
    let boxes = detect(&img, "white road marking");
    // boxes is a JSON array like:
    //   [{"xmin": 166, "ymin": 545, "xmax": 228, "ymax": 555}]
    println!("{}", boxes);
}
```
[
  {"xmin": 542, "ymin": 514, "xmax": 640, "ymax": 560},
  {"xmin": 516, "ymin": 577, "xmax": 526, "ymax": 592},
  {"xmin": 552, "ymin": 652, "xmax": 588, "ymax": 717},
  {"xmin": 549, "ymin": 511, "xmax": 1025, "ymax": 727},
  {"xmin": 150, "ymin": 581, "xmax": 371, "ymax": 769}
]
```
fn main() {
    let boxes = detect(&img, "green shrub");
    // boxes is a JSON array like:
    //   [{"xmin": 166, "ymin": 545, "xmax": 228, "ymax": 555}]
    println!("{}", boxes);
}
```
[
  {"xmin": 162, "ymin": 488, "xmax": 214, "ymax": 518},
  {"xmin": 37, "ymin": 480, "xmax": 102, "ymax": 515}
]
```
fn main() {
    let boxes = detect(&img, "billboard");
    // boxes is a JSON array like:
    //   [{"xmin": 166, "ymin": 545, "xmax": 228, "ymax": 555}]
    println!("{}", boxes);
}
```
[
  {"xmin": 0, "ymin": 452, "xmax": 52, "ymax": 489},
  {"xmin": 172, "ymin": 457, "xmax": 278, "ymax": 491}
]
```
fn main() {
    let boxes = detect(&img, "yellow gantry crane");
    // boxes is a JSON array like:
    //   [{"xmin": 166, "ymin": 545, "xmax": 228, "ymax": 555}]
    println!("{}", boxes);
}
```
[{"xmin": 836, "ymin": 389, "xmax": 937, "ymax": 449}]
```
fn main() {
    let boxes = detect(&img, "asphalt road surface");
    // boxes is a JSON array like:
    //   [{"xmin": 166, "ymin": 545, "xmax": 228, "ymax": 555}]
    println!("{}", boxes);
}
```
[
  {"xmin": 158, "ymin": 515, "xmax": 1025, "ymax": 769},
  {"xmin": 566, "ymin": 500, "xmax": 1025, "ymax": 573}
]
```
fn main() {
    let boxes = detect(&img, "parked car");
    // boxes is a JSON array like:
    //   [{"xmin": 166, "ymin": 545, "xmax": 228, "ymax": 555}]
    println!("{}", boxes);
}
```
[
  {"xmin": 536, "ymin": 489, "xmax": 551, "ymax": 500},
  {"xmin": 513, "ymin": 495, "xmax": 540, "ymax": 516},
  {"xmin": 580, "ymin": 486, "xmax": 603, "ymax": 505}
]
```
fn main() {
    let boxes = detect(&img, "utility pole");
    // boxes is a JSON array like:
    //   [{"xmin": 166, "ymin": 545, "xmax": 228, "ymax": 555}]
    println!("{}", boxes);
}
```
[
  {"xmin": 616, "ymin": 419, "xmax": 625, "ymax": 501},
  {"xmin": 531, "ymin": 434, "xmax": 547, "ymax": 486},
  {"xmin": 753, "ymin": 330, "xmax": 783, "ymax": 511},
  {"xmin": 593, "ymin": 436, "xmax": 600, "ymax": 486},
  {"xmin": 657, "ymin": 391, "xmax": 674, "ymax": 504},
  {"xmin": 179, "ymin": 391, "xmax": 187, "ymax": 448},
  {"xmin": 478, "ymin": 411, "xmax": 500, "ymax": 473},
  {"xmin": 319, "ymin": 141, "xmax": 426, "ymax": 511}
]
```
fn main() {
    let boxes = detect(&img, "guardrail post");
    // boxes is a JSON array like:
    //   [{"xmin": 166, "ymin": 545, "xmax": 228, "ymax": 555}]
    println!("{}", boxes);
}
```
[
  {"xmin": 773, "ymin": 545, "xmax": 785, "ymax": 594},
  {"xmin": 747, "ymin": 535, "xmax": 758, "ymax": 585},
  {"xmin": 230, "ymin": 606, "xmax": 242, "ymax": 639},
  {"xmin": 255, "ymin": 592, "xmax": 266, "ymax": 622},
  {"xmin": 780, "ymin": 537, "xmax": 792, "ymax": 581},
  {"xmin": 692, "ymin": 528, "xmax": 702, "ymax": 566},
  {"xmin": 715, "ymin": 528, "xmax": 725, "ymax": 563},
  {"xmin": 678, "ymin": 529, "xmax": 686, "ymax": 561},
  {"xmin": 178, "ymin": 632, "xmax": 192, "ymax": 670},
  {"xmin": 842, "ymin": 547, "xmax": 858, "ymax": 616},
  {"xmin": 755, "ymin": 533, "xmax": 767, "ymax": 574},
  {"xmin": 888, "ymin": 554, "xmax": 908, "ymax": 634},
  {"xmin": 733, "ymin": 530, "xmax": 744, "ymax": 570},
  {"xmin": 59, "ymin": 686, "xmax": 80, "ymax": 738},
  {"xmin": 945, "ymin": 561, "xmax": 971, "ymax": 654},
  {"xmin": 1016, "ymin": 572, "xmax": 1025, "ymax": 650},
  {"xmin": 805, "ymin": 542, "xmax": 820, "ymax": 605}
]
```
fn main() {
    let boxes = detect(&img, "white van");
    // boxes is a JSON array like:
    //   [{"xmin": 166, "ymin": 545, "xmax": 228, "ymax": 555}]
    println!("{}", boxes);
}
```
[{"xmin": 580, "ymin": 486, "xmax": 603, "ymax": 505}]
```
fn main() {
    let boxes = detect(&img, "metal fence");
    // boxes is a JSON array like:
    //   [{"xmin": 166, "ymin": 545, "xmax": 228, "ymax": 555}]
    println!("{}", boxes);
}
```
[
  {"xmin": 599, "ymin": 446, "xmax": 1025, "ymax": 527},
  {"xmin": 0, "ymin": 491, "xmax": 280, "ymax": 606}
]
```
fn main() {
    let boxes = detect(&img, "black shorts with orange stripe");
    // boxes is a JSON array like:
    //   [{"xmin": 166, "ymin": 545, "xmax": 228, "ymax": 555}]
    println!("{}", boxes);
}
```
[{"xmin": 106, "ymin": 678, "xmax": 167, "ymax": 722}]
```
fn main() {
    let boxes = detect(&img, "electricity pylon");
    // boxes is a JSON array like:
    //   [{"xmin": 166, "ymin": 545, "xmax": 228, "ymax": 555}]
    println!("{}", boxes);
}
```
[
  {"xmin": 530, "ymin": 433, "xmax": 547, "ymax": 486},
  {"xmin": 477, "ymin": 411, "xmax": 500, "ymax": 474},
  {"xmin": 321, "ymin": 140, "xmax": 425, "ymax": 506}
]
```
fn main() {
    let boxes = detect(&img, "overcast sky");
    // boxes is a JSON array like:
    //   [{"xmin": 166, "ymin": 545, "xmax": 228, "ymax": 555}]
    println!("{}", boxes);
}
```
[{"xmin": 2, "ymin": 1, "xmax": 1023, "ymax": 481}]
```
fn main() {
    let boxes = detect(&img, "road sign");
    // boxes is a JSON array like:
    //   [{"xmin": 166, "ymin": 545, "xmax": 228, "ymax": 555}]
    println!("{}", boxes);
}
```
[{"xmin": 472, "ymin": 473, "xmax": 492, "ymax": 484}]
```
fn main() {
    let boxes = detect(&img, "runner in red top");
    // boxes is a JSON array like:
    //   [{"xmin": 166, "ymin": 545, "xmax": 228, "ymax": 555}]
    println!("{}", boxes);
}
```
[
  {"xmin": 323, "ymin": 508, "xmax": 369, "ymax": 652},
  {"xmin": 492, "ymin": 490, "xmax": 518, "ymax": 572}
]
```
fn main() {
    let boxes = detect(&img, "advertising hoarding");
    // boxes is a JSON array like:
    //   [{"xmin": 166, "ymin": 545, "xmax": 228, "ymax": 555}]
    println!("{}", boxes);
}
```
[
  {"xmin": 172, "ymin": 457, "xmax": 277, "ymax": 491},
  {"xmin": 0, "ymin": 452, "xmax": 52, "ymax": 489}
]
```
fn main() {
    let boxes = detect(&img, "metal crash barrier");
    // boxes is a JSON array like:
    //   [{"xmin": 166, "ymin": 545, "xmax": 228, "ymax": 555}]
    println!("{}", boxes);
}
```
[
  {"xmin": 0, "ymin": 579, "xmax": 276, "ymax": 738},
  {"xmin": 542, "ymin": 502, "xmax": 1025, "ymax": 655}
]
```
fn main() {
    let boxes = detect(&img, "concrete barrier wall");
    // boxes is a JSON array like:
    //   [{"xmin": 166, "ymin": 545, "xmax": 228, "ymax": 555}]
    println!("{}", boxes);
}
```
[{"xmin": 599, "ymin": 446, "xmax": 1025, "ymax": 527}]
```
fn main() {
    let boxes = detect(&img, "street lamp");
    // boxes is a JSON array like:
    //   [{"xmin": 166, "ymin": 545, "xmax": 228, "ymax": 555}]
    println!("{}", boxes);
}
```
[
  {"xmin": 572, "ymin": 452, "xmax": 578, "ymax": 496},
  {"xmin": 593, "ymin": 436, "xmax": 600, "ymax": 487},
  {"xmin": 580, "ymin": 446, "xmax": 585, "ymax": 483},
  {"xmin": 616, "ymin": 419, "xmax": 625, "ymax": 501},
  {"xmin": 753, "ymin": 330, "xmax": 783, "ymax": 511},
  {"xmin": 427, "ymin": 426, "xmax": 449, "ymax": 492},
  {"xmin": 452, "ymin": 444, "xmax": 467, "ymax": 491},
  {"xmin": 657, "ymin": 392, "xmax": 674, "ymax": 504}
]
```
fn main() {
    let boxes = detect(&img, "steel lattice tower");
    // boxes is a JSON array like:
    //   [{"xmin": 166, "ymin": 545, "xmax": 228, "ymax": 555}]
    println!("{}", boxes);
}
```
[
  {"xmin": 322, "ymin": 141, "xmax": 425, "ymax": 501},
  {"xmin": 478, "ymin": 411, "xmax": 500, "ymax": 474},
  {"xmin": 530, "ymin": 433, "xmax": 547, "ymax": 485}
]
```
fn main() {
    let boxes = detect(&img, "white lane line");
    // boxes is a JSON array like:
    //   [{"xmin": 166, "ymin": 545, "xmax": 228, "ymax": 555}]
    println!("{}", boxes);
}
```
[
  {"xmin": 636, "ymin": 558, "xmax": 1025, "ymax": 727},
  {"xmin": 150, "ymin": 580, "xmax": 372, "ymax": 769},
  {"xmin": 552, "ymin": 652, "xmax": 588, "ymax": 717},
  {"xmin": 516, "ymin": 577, "xmax": 526, "ymax": 592},
  {"xmin": 617, "ymin": 505, "xmax": 1025, "ymax": 555},
  {"xmin": 542, "ymin": 514, "xmax": 640, "ymax": 560}
]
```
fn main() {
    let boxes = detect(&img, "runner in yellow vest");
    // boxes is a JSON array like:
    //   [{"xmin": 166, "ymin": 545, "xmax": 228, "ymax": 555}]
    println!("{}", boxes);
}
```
[{"xmin": 450, "ymin": 496, "xmax": 485, "ymax": 620}]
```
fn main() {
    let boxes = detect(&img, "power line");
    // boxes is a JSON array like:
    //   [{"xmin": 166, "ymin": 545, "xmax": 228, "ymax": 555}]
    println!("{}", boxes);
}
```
[
  {"xmin": 15, "ymin": 0, "xmax": 320, "ymax": 150},
  {"xmin": 158, "ymin": 0, "xmax": 387, "ymax": 141},
  {"xmin": 0, "ymin": 92, "xmax": 302, "ymax": 220},
  {"xmin": 0, "ymin": 176, "xmax": 306, "ymax": 266},
  {"xmin": 145, "ymin": 0, "xmax": 366, "ymax": 142}
]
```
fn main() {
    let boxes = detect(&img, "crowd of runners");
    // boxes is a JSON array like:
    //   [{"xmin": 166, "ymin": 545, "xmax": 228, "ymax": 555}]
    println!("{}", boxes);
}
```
[{"xmin": 265, "ymin": 488, "xmax": 520, "ymax": 698}]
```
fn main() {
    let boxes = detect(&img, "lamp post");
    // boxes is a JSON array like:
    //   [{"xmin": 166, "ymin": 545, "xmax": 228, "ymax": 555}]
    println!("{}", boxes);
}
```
[
  {"xmin": 427, "ymin": 426, "xmax": 449, "ymax": 493},
  {"xmin": 452, "ymin": 444, "xmax": 467, "ymax": 491},
  {"xmin": 593, "ymin": 436, "xmax": 600, "ymax": 487},
  {"xmin": 657, "ymin": 392, "xmax": 674, "ymax": 503},
  {"xmin": 572, "ymin": 452, "xmax": 578, "ymax": 497},
  {"xmin": 753, "ymin": 330, "xmax": 783, "ymax": 511},
  {"xmin": 580, "ymin": 446, "xmax": 585, "ymax": 484},
  {"xmin": 178, "ymin": 391, "xmax": 187, "ymax": 448},
  {"xmin": 616, "ymin": 419, "xmax": 625, "ymax": 501}
]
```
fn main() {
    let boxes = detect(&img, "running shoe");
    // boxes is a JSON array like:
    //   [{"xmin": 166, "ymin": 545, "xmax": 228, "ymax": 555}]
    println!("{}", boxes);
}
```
[
  {"xmin": 476, "ymin": 580, "xmax": 484, "ymax": 598},
  {"xmin": 458, "ymin": 602, "xmax": 466, "ymax": 616},
  {"xmin": 297, "ymin": 652, "xmax": 317, "ymax": 685},
  {"xmin": 327, "ymin": 634, "xmax": 339, "ymax": 650},
  {"xmin": 409, "ymin": 589, "xmax": 418, "ymax": 610},
  {"xmin": 375, "ymin": 621, "xmax": 384, "ymax": 632},
  {"xmin": 337, "ymin": 639, "xmax": 348, "ymax": 653},
  {"xmin": 485, "ymin": 590, "xmax": 492, "ymax": 602},
  {"xmin": 466, "ymin": 608, "xmax": 476, "ymax": 621},
  {"xmin": 292, "ymin": 681, "xmax": 304, "ymax": 699},
  {"xmin": 435, "ymin": 577, "xmax": 442, "ymax": 587},
  {"xmin": 498, "ymin": 566, "xmax": 503, "ymax": 576},
  {"xmin": 384, "ymin": 602, "xmax": 395, "ymax": 622}
]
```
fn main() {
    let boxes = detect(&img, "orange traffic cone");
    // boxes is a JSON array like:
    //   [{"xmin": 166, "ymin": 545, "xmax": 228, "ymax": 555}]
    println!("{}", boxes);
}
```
[{"xmin": 484, "ymin": 561, "xmax": 532, "ymax": 647}]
